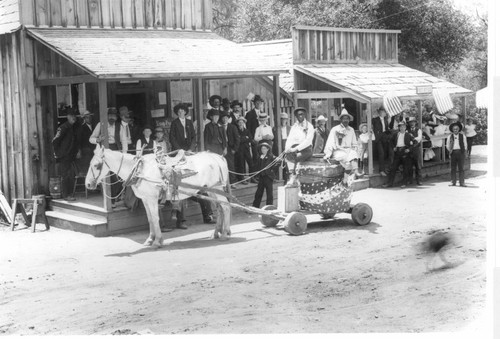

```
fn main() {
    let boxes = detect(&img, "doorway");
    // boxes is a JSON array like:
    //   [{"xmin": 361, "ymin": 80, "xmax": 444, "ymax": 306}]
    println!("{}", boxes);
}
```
[{"xmin": 115, "ymin": 93, "xmax": 148, "ymax": 127}]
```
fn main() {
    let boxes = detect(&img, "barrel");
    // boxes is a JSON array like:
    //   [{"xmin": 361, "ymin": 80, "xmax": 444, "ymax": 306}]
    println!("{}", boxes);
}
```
[{"xmin": 49, "ymin": 177, "xmax": 62, "ymax": 199}]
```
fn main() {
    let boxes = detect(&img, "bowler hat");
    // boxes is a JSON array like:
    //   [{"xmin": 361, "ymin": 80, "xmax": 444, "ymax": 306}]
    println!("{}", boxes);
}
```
[
  {"xmin": 252, "ymin": 94, "xmax": 264, "ymax": 103},
  {"xmin": 293, "ymin": 107, "xmax": 307, "ymax": 116},
  {"xmin": 209, "ymin": 95, "xmax": 222, "ymax": 107},
  {"xmin": 449, "ymin": 122, "xmax": 463, "ymax": 132},
  {"xmin": 207, "ymin": 109, "xmax": 220, "ymax": 119},
  {"xmin": 230, "ymin": 100, "xmax": 243, "ymax": 109}
]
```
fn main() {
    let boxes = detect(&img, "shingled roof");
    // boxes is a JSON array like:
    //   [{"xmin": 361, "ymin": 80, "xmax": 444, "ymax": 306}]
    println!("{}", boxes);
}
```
[
  {"xmin": 296, "ymin": 63, "xmax": 472, "ymax": 101},
  {"xmin": 0, "ymin": 0, "xmax": 20, "ymax": 34},
  {"xmin": 241, "ymin": 39, "xmax": 294, "ymax": 93},
  {"xmin": 26, "ymin": 28, "xmax": 287, "ymax": 79}
]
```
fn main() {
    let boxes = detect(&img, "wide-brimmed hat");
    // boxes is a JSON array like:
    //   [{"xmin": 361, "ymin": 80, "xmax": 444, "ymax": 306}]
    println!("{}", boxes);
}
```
[
  {"xmin": 259, "ymin": 142, "xmax": 272, "ymax": 151},
  {"xmin": 293, "ymin": 107, "xmax": 307, "ymax": 116},
  {"xmin": 316, "ymin": 115, "xmax": 327, "ymax": 122},
  {"xmin": 252, "ymin": 94, "xmax": 264, "ymax": 103},
  {"xmin": 207, "ymin": 109, "xmax": 220, "ymax": 119},
  {"xmin": 107, "ymin": 107, "xmax": 118, "ymax": 116},
  {"xmin": 339, "ymin": 108, "xmax": 353, "ymax": 121},
  {"xmin": 446, "ymin": 112, "xmax": 459, "ymax": 120},
  {"xmin": 449, "ymin": 122, "xmax": 463, "ymax": 132},
  {"xmin": 359, "ymin": 123, "xmax": 368, "ymax": 130},
  {"xmin": 435, "ymin": 114, "xmax": 446, "ymax": 122},
  {"xmin": 258, "ymin": 112, "xmax": 269, "ymax": 120},
  {"xmin": 173, "ymin": 103, "xmax": 189, "ymax": 114},
  {"xmin": 280, "ymin": 112, "xmax": 289, "ymax": 119},
  {"xmin": 81, "ymin": 110, "xmax": 93, "ymax": 117},
  {"xmin": 407, "ymin": 117, "xmax": 418, "ymax": 123},
  {"xmin": 209, "ymin": 95, "xmax": 222, "ymax": 107},
  {"xmin": 236, "ymin": 116, "xmax": 247, "ymax": 123},
  {"xmin": 230, "ymin": 100, "xmax": 243, "ymax": 109},
  {"xmin": 397, "ymin": 121, "xmax": 406, "ymax": 127},
  {"xmin": 154, "ymin": 126, "xmax": 164, "ymax": 133},
  {"xmin": 219, "ymin": 110, "xmax": 230, "ymax": 118},
  {"xmin": 142, "ymin": 125, "xmax": 153, "ymax": 132},
  {"xmin": 66, "ymin": 107, "xmax": 77, "ymax": 116}
]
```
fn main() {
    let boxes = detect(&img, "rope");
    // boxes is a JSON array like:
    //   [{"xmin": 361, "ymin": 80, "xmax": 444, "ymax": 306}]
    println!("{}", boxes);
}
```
[{"xmin": 228, "ymin": 151, "xmax": 288, "ymax": 185}]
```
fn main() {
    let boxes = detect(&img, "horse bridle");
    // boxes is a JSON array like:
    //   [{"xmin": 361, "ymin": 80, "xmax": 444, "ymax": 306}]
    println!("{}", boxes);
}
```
[{"xmin": 89, "ymin": 151, "xmax": 125, "ymax": 184}]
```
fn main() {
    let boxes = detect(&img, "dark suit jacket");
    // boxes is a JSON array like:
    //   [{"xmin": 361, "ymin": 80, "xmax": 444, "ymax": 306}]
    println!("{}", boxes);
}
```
[
  {"xmin": 245, "ymin": 109, "xmax": 259, "ymax": 138},
  {"xmin": 76, "ymin": 122, "xmax": 95, "ymax": 153},
  {"xmin": 222, "ymin": 123, "xmax": 240, "ymax": 153},
  {"xmin": 372, "ymin": 116, "xmax": 390, "ymax": 142},
  {"xmin": 237, "ymin": 128, "xmax": 252, "ymax": 153},
  {"xmin": 169, "ymin": 118, "xmax": 196, "ymax": 151},
  {"xmin": 256, "ymin": 153, "xmax": 277, "ymax": 180},
  {"xmin": 390, "ymin": 131, "xmax": 413, "ymax": 150},
  {"xmin": 204, "ymin": 122, "xmax": 227, "ymax": 150},
  {"xmin": 52, "ymin": 122, "xmax": 77, "ymax": 160}
]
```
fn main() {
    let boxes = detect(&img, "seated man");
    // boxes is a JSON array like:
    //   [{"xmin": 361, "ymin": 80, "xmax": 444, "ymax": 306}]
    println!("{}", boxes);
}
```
[
  {"xmin": 323, "ymin": 109, "xmax": 359, "ymax": 184},
  {"xmin": 284, "ymin": 107, "xmax": 315, "ymax": 178}
]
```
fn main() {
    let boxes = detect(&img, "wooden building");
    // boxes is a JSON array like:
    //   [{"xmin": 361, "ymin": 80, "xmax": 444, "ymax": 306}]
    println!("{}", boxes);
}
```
[
  {"xmin": 0, "ymin": 0, "xmax": 289, "ymax": 234},
  {"xmin": 243, "ymin": 26, "xmax": 473, "ymax": 176}
]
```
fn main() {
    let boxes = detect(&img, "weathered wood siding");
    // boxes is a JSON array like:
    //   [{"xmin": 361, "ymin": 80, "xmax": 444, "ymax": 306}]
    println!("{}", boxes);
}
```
[
  {"xmin": 0, "ymin": 31, "xmax": 40, "ymax": 201},
  {"xmin": 19, "ymin": 0, "xmax": 212, "ymax": 30},
  {"xmin": 292, "ymin": 26, "xmax": 399, "ymax": 64}
]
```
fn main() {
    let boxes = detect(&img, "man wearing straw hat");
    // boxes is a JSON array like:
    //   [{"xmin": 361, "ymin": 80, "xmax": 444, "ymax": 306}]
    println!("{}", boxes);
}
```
[
  {"xmin": 284, "ymin": 107, "xmax": 315, "ymax": 179},
  {"xmin": 323, "ymin": 108, "xmax": 359, "ymax": 184}
]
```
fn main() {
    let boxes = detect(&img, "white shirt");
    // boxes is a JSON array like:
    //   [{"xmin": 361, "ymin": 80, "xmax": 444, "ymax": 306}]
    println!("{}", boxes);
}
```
[
  {"xmin": 281, "ymin": 126, "xmax": 288, "ymax": 139},
  {"xmin": 446, "ymin": 133, "xmax": 468, "ymax": 151},
  {"xmin": 324, "ymin": 124, "xmax": 357, "ymax": 158},
  {"xmin": 285, "ymin": 120, "xmax": 315, "ymax": 151},
  {"xmin": 464, "ymin": 124, "xmax": 477, "ymax": 137},
  {"xmin": 179, "ymin": 117, "xmax": 187, "ymax": 138},
  {"xmin": 254, "ymin": 124, "xmax": 274, "ymax": 142},
  {"xmin": 136, "ymin": 137, "xmax": 151, "ymax": 153},
  {"xmin": 379, "ymin": 116, "xmax": 386, "ymax": 132},
  {"xmin": 89, "ymin": 122, "xmax": 116, "ymax": 145},
  {"xmin": 432, "ymin": 124, "xmax": 448, "ymax": 147},
  {"xmin": 396, "ymin": 132, "xmax": 406, "ymax": 147},
  {"xmin": 358, "ymin": 132, "xmax": 374, "ymax": 144}
]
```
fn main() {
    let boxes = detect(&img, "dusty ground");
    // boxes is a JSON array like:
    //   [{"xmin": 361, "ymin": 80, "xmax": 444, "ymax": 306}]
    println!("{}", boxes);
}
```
[{"xmin": 0, "ymin": 147, "xmax": 488, "ymax": 335}]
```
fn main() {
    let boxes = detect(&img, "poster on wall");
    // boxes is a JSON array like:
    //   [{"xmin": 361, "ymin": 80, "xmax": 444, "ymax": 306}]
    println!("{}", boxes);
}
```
[{"xmin": 151, "ymin": 108, "xmax": 165, "ymax": 118}]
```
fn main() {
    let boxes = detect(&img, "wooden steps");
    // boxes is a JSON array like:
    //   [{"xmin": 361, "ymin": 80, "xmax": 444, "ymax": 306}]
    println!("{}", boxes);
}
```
[{"xmin": 45, "ymin": 210, "xmax": 108, "ymax": 237}]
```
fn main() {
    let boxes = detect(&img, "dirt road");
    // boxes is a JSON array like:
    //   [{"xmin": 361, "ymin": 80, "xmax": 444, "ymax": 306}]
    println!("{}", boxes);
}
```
[{"xmin": 0, "ymin": 148, "xmax": 487, "ymax": 335}]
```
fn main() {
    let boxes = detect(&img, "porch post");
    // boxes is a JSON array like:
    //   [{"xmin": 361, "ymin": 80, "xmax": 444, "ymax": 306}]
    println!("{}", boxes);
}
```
[
  {"xmin": 98, "ymin": 79, "xmax": 112, "ymax": 211},
  {"xmin": 197, "ymin": 78, "xmax": 204, "ymax": 151},
  {"xmin": 367, "ymin": 101, "xmax": 373, "ymax": 175},
  {"xmin": 273, "ymin": 75, "xmax": 282, "ymax": 181},
  {"xmin": 417, "ymin": 100, "xmax": 423, "ymax": 166},
  {"xmin": 461, "ymin": 96, "xmax": 467, "ymax": 122}
]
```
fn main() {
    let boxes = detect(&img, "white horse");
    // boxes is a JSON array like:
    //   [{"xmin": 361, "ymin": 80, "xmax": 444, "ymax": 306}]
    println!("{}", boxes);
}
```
[{"xmin": 85, "ymin": 145, "xmax": 231, "ymax": 247}]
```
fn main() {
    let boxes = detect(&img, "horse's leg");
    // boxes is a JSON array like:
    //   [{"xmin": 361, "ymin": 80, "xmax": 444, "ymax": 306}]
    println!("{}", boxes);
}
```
[
  {"xmin": 144, "ymin": 199, "xmax": 163, "ymax": 248},
  {"xmin": 142, "ymin": 201, "xmax": 155, "ymax": 246},
  {"xmin": 211, "ymin": 192, "xmax": 231, "ymax": 241}
]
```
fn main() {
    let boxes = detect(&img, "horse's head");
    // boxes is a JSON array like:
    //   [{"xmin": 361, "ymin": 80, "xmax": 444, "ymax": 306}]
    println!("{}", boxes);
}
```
[{"xmin": 86, "ymin": 145, "xmax": 109, "ymax": 190}]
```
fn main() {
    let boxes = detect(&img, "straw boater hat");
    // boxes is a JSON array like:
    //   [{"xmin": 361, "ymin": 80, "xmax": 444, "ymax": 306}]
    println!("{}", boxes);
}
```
[
  {"xmin": 280, "ymin": 112, "xmax": 289, "ymax": 119},
  {"xmin": 257, "ymin": 112, "xmax": 269, "ymax": 120},
  {"xmin": 359, "ymin": 122, "xmax": 368, "ymax": 131},
  {"xmin": 407, "ymin": 117, "xmax": 417, "ymax": 124},
  {"xmin": 338, "ymin": 108, "xmax": 353, "ymax": 121},
  {"xmin": 316, "ymin": 115, "xmax": 327, "ymax": 122},
  {"xmin": 449, "ymin": 122, "xmax": 463, "ymax": 132},
  {"xmin": 230, "ymin": 100, "xmax": 243, "ymax": 109},
  {"xmin": 209, "ymin": 95, "xmax": 222, "ymax": 107},
  {"xmin": 259, "ymin": 141, "xmax": 272, "ymax": 151},
  {"xmin": 236, "ymin": 116, "xmax": 247, "ymax": 124}
]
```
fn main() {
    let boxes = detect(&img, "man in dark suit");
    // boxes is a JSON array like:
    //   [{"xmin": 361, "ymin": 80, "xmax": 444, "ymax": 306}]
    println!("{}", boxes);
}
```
[
  {"xmin": 245, "ymin": 95, "xmax": 264, "ymax": 183},
  {"xmin": 52, "ymin": 108, "xmax": 78, "ymax": 200},
  {"xmin": 76, "ymin": 110, "xmax": 95, "ymax": 173},
  {"xmin": 169, "ymin": 102, "xmax": 214, "ymax": 226},
  {"xmin": 234, "ymin": 116, "xmax": 252, "ymax": 184},
  {"xmin": 382, "ymin": 121, "xmax": 414, "ymax": 188},
  {"xmin": 371, "ymin": 107, "xmax": 392, "ymax": 176},
  {"xmin": 219, "ymin": 111, "xmax": 240, "ymax": 188},
  {"xmin": 169, "ymin": 103, "xmax": 196, "ymax": 152}
]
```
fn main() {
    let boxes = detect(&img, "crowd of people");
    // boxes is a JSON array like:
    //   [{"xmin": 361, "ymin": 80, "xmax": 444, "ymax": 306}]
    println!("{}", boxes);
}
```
[{"xmin": 52, "ymin": 97, "xmax": 476, "ymax": 226}]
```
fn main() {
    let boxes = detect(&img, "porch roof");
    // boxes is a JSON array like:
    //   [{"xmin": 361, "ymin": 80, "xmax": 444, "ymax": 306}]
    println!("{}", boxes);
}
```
[
  {"xmin": 26, "ymin": 28, "xmax": 287, "ymax": 79},
  {"xmin": 295, "ymin": 63, "xmax": 472, "ymax": 101}
]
